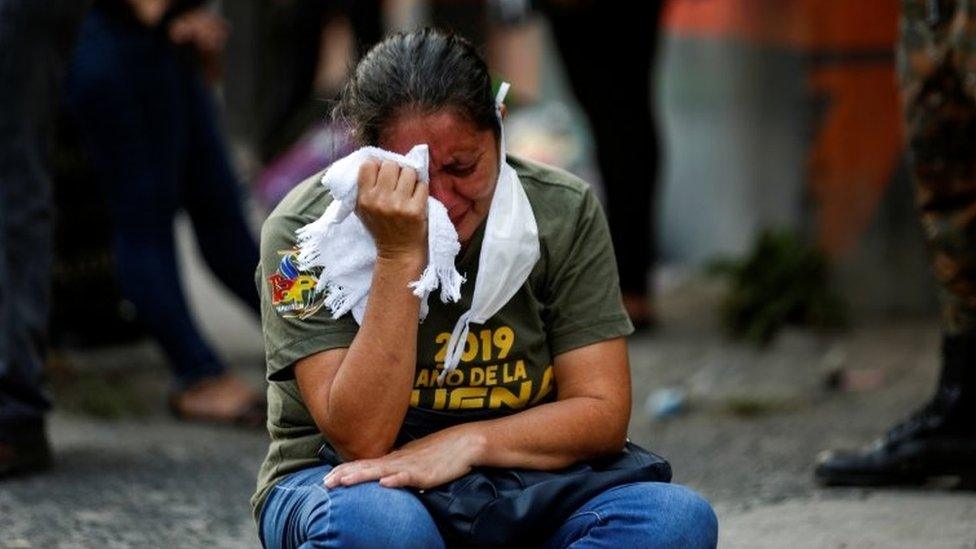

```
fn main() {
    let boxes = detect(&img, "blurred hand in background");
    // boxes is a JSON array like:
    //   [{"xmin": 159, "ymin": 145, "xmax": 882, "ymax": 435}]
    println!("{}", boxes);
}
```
[
  {"xmin": 126, "ymin": 0, "xmax": 170, "ymax": 26},
  {"xmin": 168, "ymin": 7, "xmax": 229, "ymax": 81}
]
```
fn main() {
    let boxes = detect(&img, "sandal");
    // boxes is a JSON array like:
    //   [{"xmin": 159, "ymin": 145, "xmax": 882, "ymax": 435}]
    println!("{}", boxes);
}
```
[{"xmin": 169, "ymin": 374, "xmax": 266, "ymax": 429}]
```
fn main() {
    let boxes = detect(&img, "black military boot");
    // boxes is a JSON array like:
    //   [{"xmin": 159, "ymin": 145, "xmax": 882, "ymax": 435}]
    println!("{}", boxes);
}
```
[{"xmin": 815, "ymin": 334, "xmax": 976, "ymax": 486}]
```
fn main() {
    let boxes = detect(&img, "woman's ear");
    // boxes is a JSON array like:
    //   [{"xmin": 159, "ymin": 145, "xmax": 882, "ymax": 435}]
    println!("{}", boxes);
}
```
[{"xmin": 499, "ymin": 103, "xmax": 508, "ymax": 120}]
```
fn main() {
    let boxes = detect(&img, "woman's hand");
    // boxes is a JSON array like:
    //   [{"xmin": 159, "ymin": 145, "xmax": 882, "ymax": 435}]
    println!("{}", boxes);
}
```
[
  {"xmin": 323, "ymin": 426, "xmax": 486, "ymax": 490},
  {"xmin": 356, "ymin": 160, "xmax": 429, "ymax": 263}
]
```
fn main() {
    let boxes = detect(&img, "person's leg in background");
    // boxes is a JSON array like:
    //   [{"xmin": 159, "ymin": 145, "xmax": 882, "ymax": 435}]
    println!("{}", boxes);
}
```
[
  {"xmin": 255, "ymin": 0, "xmax": 328, "ymax": 162},
  {"xmin": 342, "ymin": 0, "xmax": 383, "ymax": 58},
  {"xmin": 259, "ymin": 464, "xmax": 447, "ymax": 549},
  {"xmin": 816, "ymin": 0, "xmax": 976, "ymax": 485},
  {"xmin": 172, "ymin": 47, "xmax": 266, "ymax": 423},
  {"xmin": 429, "ymin": 0, "xmax": 488, "ymax": 47},
  {"xmin": 540, "ymin": 482, "xmax": 718, "ymax": 549},
  {"xmin": 64, "ymin": 9, "xmax": 262, "ymax": 426},
  {"xmin": 182, "ymin": 69, "xmax": 261, "ymax": 316},
  {"xmin": 0, "ymin": 0, "xmax": 87, "ymax": 476},
  {"xmin": 545, "ymin": 1, "xmax": 664, "ymax": 329},
  {"xmin": 252, "ymin": 0, "xmax": 383, "ymax": 163}
]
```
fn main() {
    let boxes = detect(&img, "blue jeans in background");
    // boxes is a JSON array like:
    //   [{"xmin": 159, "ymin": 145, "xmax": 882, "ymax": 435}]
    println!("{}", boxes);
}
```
[
  {"xmin": 63, "ymin": 8, "xmax": 260, "ymax": 387},
  {"xmin": 0, "ymin": 0, "xmax": 88, "ymax": 436},
  {"xmin": 259, "ymin": 464, "xmax": 719, "ymax": 549}
]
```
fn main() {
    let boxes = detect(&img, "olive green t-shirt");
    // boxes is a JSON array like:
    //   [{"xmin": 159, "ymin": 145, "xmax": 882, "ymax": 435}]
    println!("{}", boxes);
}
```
[{"xmin": 250, "ymin": 155, "xmax": 633, "ymax": 522}]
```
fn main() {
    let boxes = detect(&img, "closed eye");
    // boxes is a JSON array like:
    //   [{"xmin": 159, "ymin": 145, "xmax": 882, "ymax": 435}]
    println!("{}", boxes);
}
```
[{"xmin": 445, "ymin": 164, "xmax": 476, "ymax": 177}]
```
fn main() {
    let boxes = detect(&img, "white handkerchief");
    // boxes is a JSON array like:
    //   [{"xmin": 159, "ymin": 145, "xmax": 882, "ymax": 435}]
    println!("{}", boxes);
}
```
[
  {"xmin": 294, "ymin": 82, "xmax": 541, "ymax": 388},
  {"xmin": 295, "ymin": 144, "xmax": 464, "ymax": 324},
  {"xmin": 438, "ymin": 82, "xmax": 540, "ymax": 383}
]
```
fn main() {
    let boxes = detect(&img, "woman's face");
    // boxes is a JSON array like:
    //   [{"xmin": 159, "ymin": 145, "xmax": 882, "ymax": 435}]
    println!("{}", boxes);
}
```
[{"xmin": 378, "ymin": 108, "xmax": 499, "ymax": 244}]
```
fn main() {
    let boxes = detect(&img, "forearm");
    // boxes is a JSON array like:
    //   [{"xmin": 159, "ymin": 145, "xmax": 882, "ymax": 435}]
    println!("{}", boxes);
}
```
[
  {"xmin": 461, "ymin": 395, "xmax": 630, "ymax": 470},
  {"xmin": 323, "ymin": 255, "xmax": 424, "ymax": 458},
  {"xmin": 321, "ymin": 340, "xmax": 632, "ymax": 491}
]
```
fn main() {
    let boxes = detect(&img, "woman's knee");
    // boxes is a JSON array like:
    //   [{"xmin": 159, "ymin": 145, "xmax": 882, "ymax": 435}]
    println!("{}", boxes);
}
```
[
  {"xmin": 659, "ymin": 484, "xmax": 718, "ymax": 547},
  {"xmin": 600, "ymin": 483, "xmax": 718, "ymax": 548},
  {"xmin": 307, "ymin": 482, "xmax": 444, "ymax": 549}
]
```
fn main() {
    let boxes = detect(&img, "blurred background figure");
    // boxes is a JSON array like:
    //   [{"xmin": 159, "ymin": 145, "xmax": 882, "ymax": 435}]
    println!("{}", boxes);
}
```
[
  {"xmin": 425, "ymin": 0, "xmax": 664, "ymax": 329},
  {"xmin": 0, "ymin": 0, "xmax": 88, "ymax": 477},
  {"xmin": 815, "ymin": 0, "xmax": 976, "ymax": 485},
  {"xmin": 225, "ymin": 0, "xmax": 382, "ymax": 209},
  {"xmin": 247, "ymin": 0, "xmax": 383, "ymax": 164},
  {"xmin": 62, "ymin": 0, "xmax": 264, "ymax": 427},
  {"xmin": 540, "ymin": 0, "xmax": 665, "ymax": 329}
]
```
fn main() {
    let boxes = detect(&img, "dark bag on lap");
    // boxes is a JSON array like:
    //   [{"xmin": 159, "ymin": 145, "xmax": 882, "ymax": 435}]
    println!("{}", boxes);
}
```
[
  {"xmin": 413, "ymin": 440, "xmax": 671, "ymax": 548},
  {"xmin": 316, "ymin": 408, "xmax": 672, "ymax": 548}
]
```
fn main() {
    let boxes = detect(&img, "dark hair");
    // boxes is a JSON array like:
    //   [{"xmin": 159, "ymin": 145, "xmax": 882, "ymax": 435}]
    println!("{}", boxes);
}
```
[{"xmin": 334, "ymin": 28, "xmax": 499, "ymax": 145}]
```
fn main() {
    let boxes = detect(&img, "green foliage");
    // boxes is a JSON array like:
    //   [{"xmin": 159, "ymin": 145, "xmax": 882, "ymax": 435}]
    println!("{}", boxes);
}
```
[{"xmin": 707, "ymin": 230, "xmax": 847, "ymax": 345}]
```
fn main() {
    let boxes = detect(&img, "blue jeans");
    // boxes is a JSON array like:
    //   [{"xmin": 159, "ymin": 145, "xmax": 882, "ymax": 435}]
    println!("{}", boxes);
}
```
[
  {"xmin": 63, "ymin": 8, "xmax": 260, "ymax": 386},
  {"xmin": 259, "ymin": 464, "xmax": 718, "ymax": 548},
  {"xmin": 0, "ymin": 0, "xmax": 88, "ymax": 432}
]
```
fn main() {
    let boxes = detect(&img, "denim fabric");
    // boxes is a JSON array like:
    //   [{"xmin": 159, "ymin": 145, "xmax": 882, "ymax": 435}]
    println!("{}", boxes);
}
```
[
  {"xmin": 260, "ymin": 464, "xmax": 718, "ymax": 549},
  {"xmin": 0, "ymin": 0, "xmax": 88, "ymax": 431}
]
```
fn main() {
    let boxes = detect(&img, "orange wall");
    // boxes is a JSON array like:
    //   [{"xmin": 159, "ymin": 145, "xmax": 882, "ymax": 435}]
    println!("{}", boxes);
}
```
[
  {"xmin": 665, "ymin": 0, "xmax": 903, "ymax": 257},
  {"xmin": 665, "ymin": 0, "xmax": 897, "ymax": 50}
]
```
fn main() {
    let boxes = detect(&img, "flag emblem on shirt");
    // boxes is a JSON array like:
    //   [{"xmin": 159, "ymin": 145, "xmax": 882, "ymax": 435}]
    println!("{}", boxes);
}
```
[{"xmin": 268, "ymin": 250, "xmax": 325, "ymax": 319}]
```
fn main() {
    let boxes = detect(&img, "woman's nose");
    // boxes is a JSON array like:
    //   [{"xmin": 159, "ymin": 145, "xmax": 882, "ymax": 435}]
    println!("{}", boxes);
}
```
[{"xmin": 428, "ymin": 176, "xmax": 459, "ymax": 208}]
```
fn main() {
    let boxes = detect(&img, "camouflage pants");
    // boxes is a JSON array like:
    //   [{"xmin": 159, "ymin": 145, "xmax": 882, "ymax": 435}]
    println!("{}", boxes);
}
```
[{"xmin": 901, "ymin": 0, "xmax": 976, "ymax": 336}]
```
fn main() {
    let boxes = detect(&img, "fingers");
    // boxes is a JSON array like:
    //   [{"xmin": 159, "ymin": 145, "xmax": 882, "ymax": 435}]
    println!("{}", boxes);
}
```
[
  {"xmin": 323, "ymin": 462, "xmax": 355, "ymax": 487},
  {"xmin": 379, "ymin": 471, "xmax": 412, "ymax": 488},
  {"xmin": 359, "ymin": 160, "xmax": 422, "ymax": 197},
  {"xmin": 375, "ymin": 160, "xmax": 400, "ymax": 194},
  {"xmin": 335, "ymin": 466, "xmax": 385, "ymax": 487},
  {"xmin": 354, "ymin": 159, "xmax": 428, "ymax": 255},
  {"xmin": 394, "ymin": 165, "xmax": 418, "ymax": 198},
  {"xmin": 323, "ymin": 459, "xmax": 425, "ymax": 489},
  {"xmin": 325, "ymin": 461, "xmax": 380, "ymax": 488},
  {"xmin": 411, "ymin": 177, "xmax": 429, "ymax": 207},
  {"xmin": 357, "ymin": 160, "xmax": 381, "ymax": 195},
  {"xmin": 361, "ymin": 160, "xmax": 426, "ymax": 217}
]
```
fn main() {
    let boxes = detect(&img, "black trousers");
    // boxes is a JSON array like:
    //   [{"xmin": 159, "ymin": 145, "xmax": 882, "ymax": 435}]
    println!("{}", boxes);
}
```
[
  {"xmin": 0, "ymin": 0, "xmax": 88, "ymax": 431},
  {"xmin": 545, "ymin": 2, "xmax": 664, "ymax": 296}
]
